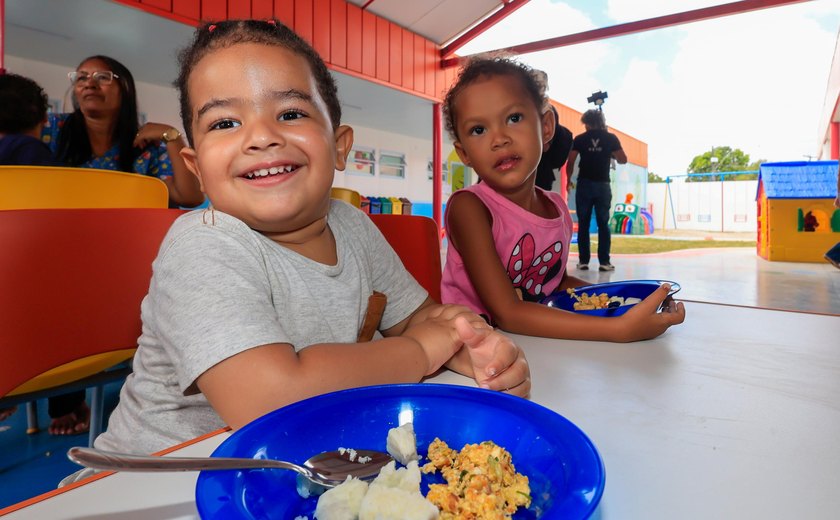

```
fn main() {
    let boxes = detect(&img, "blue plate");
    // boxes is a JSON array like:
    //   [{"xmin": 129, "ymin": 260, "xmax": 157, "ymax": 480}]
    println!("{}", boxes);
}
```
[
  {"xmin": 540, "ymin": 279, "xmax": 681, "ymax": 317},
  {"xmin": 195, "ymin": 383, "xmax": 605, "ymax": 519}
]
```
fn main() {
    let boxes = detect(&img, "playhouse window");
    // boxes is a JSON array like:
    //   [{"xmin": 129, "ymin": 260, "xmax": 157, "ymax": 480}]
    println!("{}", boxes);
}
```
[{"xmin": 798, "ymin": 208, "xmax": 829, "ymax": 232}]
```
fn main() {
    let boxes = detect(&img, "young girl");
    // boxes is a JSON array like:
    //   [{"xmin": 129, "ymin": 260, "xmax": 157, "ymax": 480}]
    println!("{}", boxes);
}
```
[
  {"xmin": 87, "ymin": 21, "xmax": 529, "ymax": 459},
  {"xmin": 440, "ymin": 56, "xmax": 685, "ymax": 342}
]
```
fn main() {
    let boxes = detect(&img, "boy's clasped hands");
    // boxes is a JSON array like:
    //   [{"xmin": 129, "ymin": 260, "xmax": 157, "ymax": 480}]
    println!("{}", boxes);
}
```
[{"xmin": 402, "ymin": 302, "xmax": 530, "ymax": 397}]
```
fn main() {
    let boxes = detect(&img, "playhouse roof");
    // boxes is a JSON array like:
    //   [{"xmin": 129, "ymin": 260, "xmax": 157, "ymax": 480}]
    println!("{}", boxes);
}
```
[{"xmin": 758, "ymin": 161, "xmax": 839, "ymax": 199}]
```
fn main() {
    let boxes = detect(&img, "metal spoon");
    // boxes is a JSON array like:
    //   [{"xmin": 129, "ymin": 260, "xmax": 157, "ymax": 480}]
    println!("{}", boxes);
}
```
[{"xmin": 67, "ymin": 446, "xmax": 393, "ymax": 489}]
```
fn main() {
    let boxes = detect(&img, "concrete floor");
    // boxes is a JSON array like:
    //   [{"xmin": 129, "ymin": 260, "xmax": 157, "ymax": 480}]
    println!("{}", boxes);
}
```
[{"xmin": 571, "ymin": 247, "xmax": 840, "ymax": 315}]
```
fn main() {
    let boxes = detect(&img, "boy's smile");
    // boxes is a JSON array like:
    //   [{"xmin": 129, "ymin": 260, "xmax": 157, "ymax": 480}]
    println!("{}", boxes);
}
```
[
  {"xmin": 452, "ymin": 74, "xmax": 552, "ymax": 196},
  {"xmin": 181, "ymin": 43, "xmax": 352, "ymax": 239}
]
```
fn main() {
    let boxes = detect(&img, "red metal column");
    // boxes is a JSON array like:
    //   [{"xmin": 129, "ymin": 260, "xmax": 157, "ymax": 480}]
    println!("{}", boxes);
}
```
[
  {"xmin": 831, "ymin": 121, "xmax": 839, "ymax": 160},
  {"xmin": 432, "ymin": 103, "xmax": 443, "ymax": 233},
  {"xmin": 560, "ymin": 164, "xmax": 568, "ymax": 201},
  {"xmin": 0, "ymin": 0, "xmax": 5, "ymax": 74}
]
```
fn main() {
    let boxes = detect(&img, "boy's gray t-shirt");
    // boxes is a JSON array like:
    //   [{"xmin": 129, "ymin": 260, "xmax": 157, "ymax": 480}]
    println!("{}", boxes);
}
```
[{"xmin": 95, "ymin": 200, "xmax": 428, "ymax": 455}]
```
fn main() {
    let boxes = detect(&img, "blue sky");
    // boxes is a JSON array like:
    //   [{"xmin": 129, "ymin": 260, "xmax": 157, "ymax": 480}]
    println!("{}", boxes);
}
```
[{"xmin": 458, "ymin": 0, "xmax": 840, "ymax": 175}]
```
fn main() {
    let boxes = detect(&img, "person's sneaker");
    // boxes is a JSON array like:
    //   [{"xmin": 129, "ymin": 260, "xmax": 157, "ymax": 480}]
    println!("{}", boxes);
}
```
[
  {"xmin": 599, "ymin": 263, "xmax": 615, "ymax": 272},
  {"xmin": 826, "ymin": 254, "xmax": 840, "ymax": 270},
  {"xmin": 577, "ymin": 263, "xmax": 589, "ymax": 270}
]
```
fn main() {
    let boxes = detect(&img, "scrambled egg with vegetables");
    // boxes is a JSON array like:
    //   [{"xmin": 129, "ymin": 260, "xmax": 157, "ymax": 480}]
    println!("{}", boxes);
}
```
[
  {"xmin": 421, "ymin": 439, "xmax": 531, "ymax": 519},
  {"xmin": 566, "ymin": 288, "xmax": 640, "ymax": 310}
]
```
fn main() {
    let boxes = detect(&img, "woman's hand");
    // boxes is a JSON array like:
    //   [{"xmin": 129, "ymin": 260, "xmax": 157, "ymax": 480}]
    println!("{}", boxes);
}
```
[
  {"xmin": 133, "ymin": 122, "xmax": 176, "ymax": 149},
  {"xmin": 133, "ymin": 122, "xmax": 204, "ymax": 207}
]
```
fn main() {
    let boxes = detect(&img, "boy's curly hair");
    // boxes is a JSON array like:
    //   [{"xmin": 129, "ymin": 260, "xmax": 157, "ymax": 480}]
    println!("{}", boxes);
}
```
[
  {"xmin": 0, "ymin": 73, "xmax": 49, "ymax": 134},
  {"xmin": 442, "ymin": 55, "xmax": 548, "ymax": 141}
]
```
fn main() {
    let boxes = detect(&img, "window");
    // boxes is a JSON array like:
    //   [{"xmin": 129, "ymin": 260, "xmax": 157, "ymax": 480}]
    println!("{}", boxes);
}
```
[
  {"xmin": 379, "ymin": 150, "xmax": 406, "ymax": 178},
  {"xmin": 427, "ymin": 159, "xmax": 450, "ymax": 182},
  {"xmin": 347, "ymin": 146, "xmax": 375, "ymax": 176}
]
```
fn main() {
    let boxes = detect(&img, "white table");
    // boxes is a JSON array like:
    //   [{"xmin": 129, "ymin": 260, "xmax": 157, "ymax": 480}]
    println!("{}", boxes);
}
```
[{"xmin": 3, "ymin": 302, "xmax": 839, "ymax": 519}]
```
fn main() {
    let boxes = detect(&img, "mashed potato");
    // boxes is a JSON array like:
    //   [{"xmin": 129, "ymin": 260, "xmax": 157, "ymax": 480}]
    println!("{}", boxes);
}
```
[
  {"xmin": 386, "ymin": 422, "xmax": 420, "ymax": 465},
  {"xmin": 314, "ymin": 426, "xmax": 437, "ymax": 520},
  {"xmin": 358, "ymin": 461, "xmax": 439, "ymax": 520},
  {"xmin": 315, "ymin": 461, "xmax": 437, "ymax": 520},
  {"xmin": 314, "ymin": 476, "xmax": 369, "ymax": 520},
  {"xmin": 422, "ymin": 439, "xmax": 531, "ymax": 520}
]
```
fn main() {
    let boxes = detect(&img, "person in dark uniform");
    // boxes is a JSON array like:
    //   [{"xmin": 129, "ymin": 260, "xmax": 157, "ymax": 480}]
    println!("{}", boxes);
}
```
[
  {"xmin": 535, "ymin": 104, "xmax": 573, "ymax": 191},
  {"xmin": 566, "ymin": 109, "xmax": 627, "ymax": 272}
]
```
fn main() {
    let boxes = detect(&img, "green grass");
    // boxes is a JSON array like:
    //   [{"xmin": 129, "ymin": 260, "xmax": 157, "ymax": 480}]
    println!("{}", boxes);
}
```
[{"xmin": 571, "ymin": 237, "xmax": 756, "ymax": 254}]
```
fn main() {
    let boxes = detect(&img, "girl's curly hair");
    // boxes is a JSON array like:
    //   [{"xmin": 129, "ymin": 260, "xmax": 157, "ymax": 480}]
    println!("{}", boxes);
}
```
[{"xmin": 442, "ymin": 55, "xmax": 548, "ymax": 141}]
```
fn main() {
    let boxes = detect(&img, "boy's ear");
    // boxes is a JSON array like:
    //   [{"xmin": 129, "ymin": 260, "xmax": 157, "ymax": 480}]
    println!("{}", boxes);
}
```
[
  {"xmin": 453, "ymin": 141, "xmax": 471, "ymax": 167},
  {"xmin": 541, "ymin": 109, "xmax": 556, "ymax": 152},
  {"xmin": 179, "ymin": 146, "xmax": 206, "ymax": 193},
  {"xmin": 333, "ymin": 125, "xmax": 354, "ymax": 171}
]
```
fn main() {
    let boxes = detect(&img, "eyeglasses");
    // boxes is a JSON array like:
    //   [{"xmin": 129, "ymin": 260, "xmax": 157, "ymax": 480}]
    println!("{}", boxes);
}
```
[{"xmin": 68, "ymin": 71, "xmax": 120, "ymax": 85}]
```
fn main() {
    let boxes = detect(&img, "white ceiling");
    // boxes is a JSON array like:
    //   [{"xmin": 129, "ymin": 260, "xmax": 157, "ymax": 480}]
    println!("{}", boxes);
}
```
[
  {"xmin": 4, "ymin": 0, "xmax": 472, "ymax": 140},
  {"xmin": 344, "ymin": 0, "xmax": 501, "ymax": 46}
]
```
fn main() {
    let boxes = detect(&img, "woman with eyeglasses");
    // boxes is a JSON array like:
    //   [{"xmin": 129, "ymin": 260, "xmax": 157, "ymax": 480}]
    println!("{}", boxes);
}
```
[
  {"xmin": 38, "ymin": 56, "xmax": 203, "ymax": 436},
  {"xmin": 42, "ymin": 55, "xmax": 203, "ymax": 208}
]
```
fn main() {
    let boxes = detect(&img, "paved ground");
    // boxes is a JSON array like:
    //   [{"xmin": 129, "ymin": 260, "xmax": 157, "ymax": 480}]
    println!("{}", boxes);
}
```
[
  {"xmin": 570, "ymin": 246, "xmax": 840, "ymax": 315},
  {"xmin": 623, "ymin": 229, "xmax": 756, "ymax": 242}
]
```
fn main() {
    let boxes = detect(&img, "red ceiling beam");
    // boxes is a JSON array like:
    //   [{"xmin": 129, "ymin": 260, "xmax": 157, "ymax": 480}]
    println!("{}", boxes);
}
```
[
  {"xmin": 442, "ymin": 0, "xmax": 814, "ymax": 68},
  {"xmin": 440, "ymin": 0, "xmax": 531, "ymax": 60}
]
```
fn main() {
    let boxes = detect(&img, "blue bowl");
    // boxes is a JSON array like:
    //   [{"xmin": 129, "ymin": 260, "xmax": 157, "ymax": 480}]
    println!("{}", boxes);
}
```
[
  {"xmin": 540, "ymin": 279, "xmax": 681, "ymax": 317},
  {"xmin": 195, "ymin": 383, "xmax": 605, "ymax": 519}
]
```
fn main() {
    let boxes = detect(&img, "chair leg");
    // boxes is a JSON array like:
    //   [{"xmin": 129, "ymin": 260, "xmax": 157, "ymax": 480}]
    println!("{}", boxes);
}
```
[
  {"xmin": 26, "ymin": 401, "xmax": 40, "ymax": 434},
  {"xmin": 89, "ymin": 386, "xmax": 104, "ymax": 447}
]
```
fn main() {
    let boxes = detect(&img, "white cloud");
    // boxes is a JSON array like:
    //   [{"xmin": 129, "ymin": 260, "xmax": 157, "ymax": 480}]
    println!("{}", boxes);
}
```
[
  {"xmin": 456, "ymin": 1, "xmax": 619, "ymax": 118},
  {"xmin": 619, "ymin": 4, "xmax": 838, "ymax": 174},
  {"xmin": 454, "ymin": 0, "xmax": 839, "ymax": 175},
  {"xmin": 606, "ymin": 0, "xmax": 722, "ymax": 24}
]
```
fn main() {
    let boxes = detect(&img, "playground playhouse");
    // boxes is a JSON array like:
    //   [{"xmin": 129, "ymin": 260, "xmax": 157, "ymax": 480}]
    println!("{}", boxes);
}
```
[{"xmin": 756, "ymin": 161, "xmax": 840, "ymax": 262}]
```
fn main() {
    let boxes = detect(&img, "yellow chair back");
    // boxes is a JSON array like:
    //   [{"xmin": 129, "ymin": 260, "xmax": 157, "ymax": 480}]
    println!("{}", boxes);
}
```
[
  {"xmin": 0, "ymin": 165, "xmax": 169, "ymax": 209},
  {"xmin": 330, "ymin": 187, "xmax": 362, "ymax": 208}
]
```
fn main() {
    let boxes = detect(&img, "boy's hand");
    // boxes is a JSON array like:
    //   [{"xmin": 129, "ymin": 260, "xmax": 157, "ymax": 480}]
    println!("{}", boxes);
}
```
[
  {"xmin": 454, "ymin": 317, "xmax": 531, "ymax": 398},
  {"xmin": 402, "ymin": 313, "xmax": 470, "ymax": 376}
]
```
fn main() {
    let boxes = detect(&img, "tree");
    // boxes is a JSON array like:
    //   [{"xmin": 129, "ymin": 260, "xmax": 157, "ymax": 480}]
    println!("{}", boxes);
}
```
[
  {"xmin": 686, "ymin": 146, "xmax": 758, "ymax": 182},
  {"xmin": 648, "ymin": 171, "xmax": 665, "ymax": 183}
]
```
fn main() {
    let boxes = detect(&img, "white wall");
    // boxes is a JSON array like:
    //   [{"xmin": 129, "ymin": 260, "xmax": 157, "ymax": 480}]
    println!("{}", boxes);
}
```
[
  {"xmin": 333, "ymin": 124, "xmax": 457, "ymax": 205},
  {"xmin": 647, "ymin": 180, "xmax": 758, "ymax": 233}
]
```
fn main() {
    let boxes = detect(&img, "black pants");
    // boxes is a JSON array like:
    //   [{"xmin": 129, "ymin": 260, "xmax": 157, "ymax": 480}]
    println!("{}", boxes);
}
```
[{"xmin": 575, "ymin": 179, "xmax": 612, "ymax": 265}]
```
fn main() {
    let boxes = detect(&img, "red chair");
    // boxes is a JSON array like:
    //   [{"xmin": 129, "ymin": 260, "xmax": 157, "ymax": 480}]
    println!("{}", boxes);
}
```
[
  {"xmin": 369, "ymin": 213, "xmax": 442, "ymax": 302},
  {"xmin": 0, "ymin": 208, "xmax": 184, "ymax": 446}
]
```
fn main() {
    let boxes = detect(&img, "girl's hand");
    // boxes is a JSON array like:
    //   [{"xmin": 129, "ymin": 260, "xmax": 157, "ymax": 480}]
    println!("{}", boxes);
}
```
[
  {"xmin": 454, "ymin": 317, "xmax": 531, "ymax": 398},
  {"xmin": 615, "ymin": 284, "xmax": 686, "ymax": 342}
]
